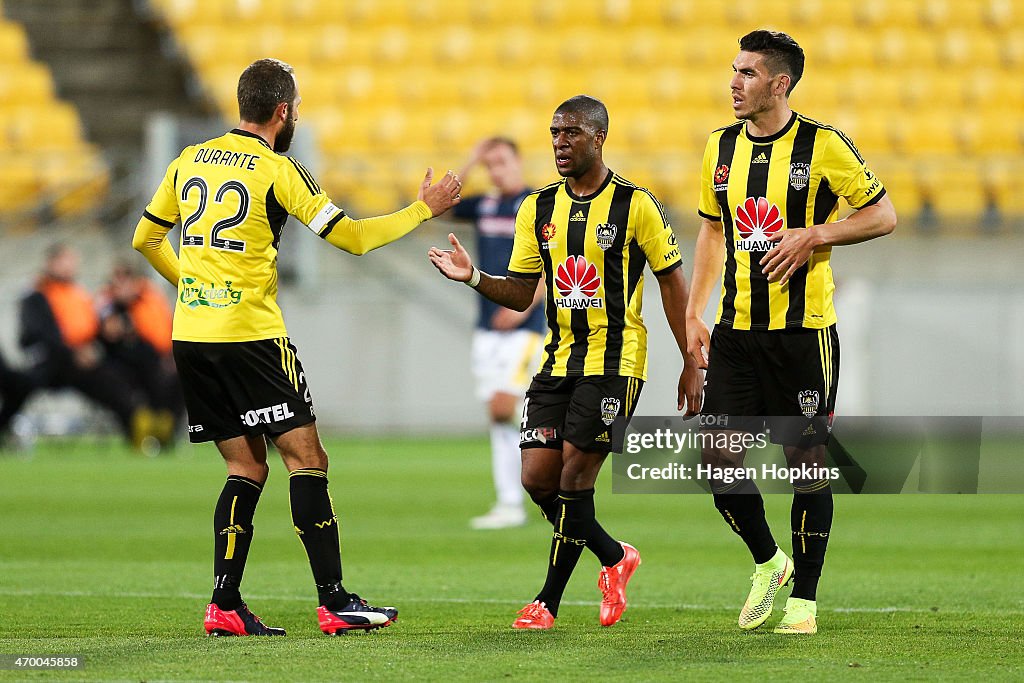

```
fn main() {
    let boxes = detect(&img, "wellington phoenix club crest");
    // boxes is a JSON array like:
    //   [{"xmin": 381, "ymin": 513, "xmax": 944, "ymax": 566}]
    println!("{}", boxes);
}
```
[
  {"xmin": 789, "ymin": 162, "xmax": 810, "ymax": 191},
  {"xmin": 798, "ymin": 390, "xmax": 820, "ymax": 418},
  {"xmin": 734, "ymin": 197, "xmax": 784, "ymax": 251},
  {"xmin": 595, "ymin": 223, "xmax": 617, "ymax": 251},
  {"xmin": 600, "ymin": 397, "xmax": 621, "ymax": 425},
  {"xmin": 554, "ymin": 255, "xmax": 603, "ymax": 309}
]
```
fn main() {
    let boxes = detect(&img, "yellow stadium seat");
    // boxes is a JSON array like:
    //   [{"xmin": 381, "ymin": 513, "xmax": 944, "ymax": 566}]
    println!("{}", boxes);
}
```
[
  {"xmin": 9, "ymin": 104, "xmax": 82, "ymax": 152},
  {"xmin": 830, "ymin": 113, "xmax": 894, "ymax": 156},
  {"xmin": 38, "ymin": 152, "xmax": 108, "ymax": 217},
  {"xmin": 0, "ymin": 21, "xmax": 29, "ymax": 62},
  {"xmin": 152, "ymin": 0, "xmax": 203, "ymax": 26},
  {"xmin": 678, "ymin": 25, "xmax": 739, "ymax": 66},
  {"xmin": 919, "ymin": 162, "xmax": 988, "ymax": 219},
  {"xmin": 980, "ymin": 161, "xmax": 1014, "ymax": 215},
  {"xmin": 617, "ymin": 0, "xmax": 666, "ymax": 27},
  {"xmin": 838, "ymin": 70, "xmax": 901, "ymax": 109},
  {"xmin": 1002, "ymin": 29, "xmax": 1024, "ymax": 66},
  {"xmin": 921, "ymin": 0, "xmax": 984, "ymax": 28},
  {"xmin": 179, "ymin": 29, "xmax": 253, "ymax": 72},
  {"xmin": 875, "ymin": 29, "xmax": 936, "ymax": 67},
  {"xmin": 0, "ymin": 156, "xmax": 41, "ymax": 213},
  {"xmin": 983, "ymin": 0, "xmax": 1021, "ymax": 29},
  {"xmin": 0, "ymin": 63, "xmax": 54, "ymax": 104},
  {"xmin": 891, "ymin": 114, "xmax": 958, "ymax": 156},
  {"xmin": 942, "ymin": 29, "xmax": 1002, "ymax": 68},
  {"xmin": 492, "ymin": 27, "xmax": 538, "ymax": 67},
  {"xmin": 961, "ymin": 67, "xmax": 1023, "ymax": 112},
  {"xmin": 787, "ymin": 0, "xmax": 858, "ymax": 27},
  {"xmin": 807, "ymin": 28, "xmax": 875, "ymax": 68},
  {"xmin": 874, "ymin": 161, "xmax": 922, "ymax": 219},
  {"xmin": 957, "ymin": 112, "xmax": 1009, "ymax": 156},
  {"xmin": 855, "ymin": 0, "xmax": 921, "ymax": 27}
]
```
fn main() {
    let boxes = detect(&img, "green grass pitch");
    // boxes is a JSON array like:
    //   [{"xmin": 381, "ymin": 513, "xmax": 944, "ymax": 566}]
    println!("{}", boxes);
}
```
[{"xmin": 0, "ymin": 436, "xmax": 1021, "ymax": 681}]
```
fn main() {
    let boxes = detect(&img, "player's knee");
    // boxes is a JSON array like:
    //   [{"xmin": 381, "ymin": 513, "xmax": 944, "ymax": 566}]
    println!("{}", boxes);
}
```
[
  {"xmin": 522, "ymin": 475, "xmax": 555, "ymax": 503},
  {"xmin": 559, "ymin": 444, "xmax": 606, "ymax": 490},
  {"xmin": 701, "ymin": 444, "xmax": 744, "ymax": 470},
  {"xmin": 280, "ymin": 443, "xmax": 328, "ymax": 472},
  {"xmin": 783, "ymin": 444, "xmax": 826, "ymax": 469}
]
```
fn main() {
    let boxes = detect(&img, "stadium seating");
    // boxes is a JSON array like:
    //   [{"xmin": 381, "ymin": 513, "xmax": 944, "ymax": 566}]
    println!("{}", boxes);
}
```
[
  {"xmin": 0, "ymin": 15, "xmax": 108, "ymax": 219},
  {"xmin": 146, "ymin": 0, "xmax": 1022, "ymax": 227}
]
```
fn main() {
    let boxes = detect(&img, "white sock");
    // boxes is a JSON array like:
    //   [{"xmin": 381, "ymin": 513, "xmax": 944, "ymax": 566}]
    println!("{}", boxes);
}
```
[{"xmin": 490, "ymin": 422, "xmax": 524, "ymax": 509}]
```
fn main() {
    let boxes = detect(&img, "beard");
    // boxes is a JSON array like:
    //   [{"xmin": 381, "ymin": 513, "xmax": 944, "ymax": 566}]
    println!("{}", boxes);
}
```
[{"xmin": 274, "ymin": 116, "xmax": 296, "ymax": 153}]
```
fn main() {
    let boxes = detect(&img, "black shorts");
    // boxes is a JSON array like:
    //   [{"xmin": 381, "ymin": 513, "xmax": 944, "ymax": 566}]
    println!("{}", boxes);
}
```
[
  {"xmin": 520, "ymin": 374, "xmax": 644, "ymax": 454},
  {"xmin": 700, "ymin": 324, "xmax": 839, "ymax": 447},
  {"xmin": 173, "ymin": 337, "xmax": 316, "ymax": 443}
]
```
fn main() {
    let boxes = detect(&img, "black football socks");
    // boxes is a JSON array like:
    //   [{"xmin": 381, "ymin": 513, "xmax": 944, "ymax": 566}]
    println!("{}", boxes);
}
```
[
  {"xmin": 211, "ymin": 475, "xmax": 263, "ymax": 610},
  {"xmin": 790, "ymin": 478, "xmax": 833, "ymax": 600},
  {"xmin": 711, "ymin": 478, "xmax": 778, "ymax": 565},
  {"xmin": 535, "ymin": 488, "xmax": 624, "ymax": 616},
  {"xmin": 289, "ymin": 467, "xmax": 350, "ymax": 609}
]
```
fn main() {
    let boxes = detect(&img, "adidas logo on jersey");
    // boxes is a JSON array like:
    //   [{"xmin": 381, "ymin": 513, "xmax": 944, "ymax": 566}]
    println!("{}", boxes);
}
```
[
  {"xmin": 752, "ymin": 152, "xmax": 769, "ymax": 163},
  {"xmin": 569, "ymin": 210, "xmax": 587, "ymax": 222}
]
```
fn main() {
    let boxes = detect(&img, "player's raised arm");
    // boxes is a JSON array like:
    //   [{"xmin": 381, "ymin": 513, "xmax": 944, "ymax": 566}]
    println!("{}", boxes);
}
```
[
  {"xmin": 427, "ymin": 233, "xmax": 538, "ymax": 312},
  {"xmin": 302, "ymin": 168, "xmax": 462, "ymax": 256}
]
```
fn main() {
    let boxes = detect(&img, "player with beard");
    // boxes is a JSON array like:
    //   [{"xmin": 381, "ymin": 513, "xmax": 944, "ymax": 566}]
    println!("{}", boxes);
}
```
[
  {"xmin": 133, "ymin": 58, "xmax": 462, "ymax": 636},
  {"xmin": 430, "ymin": 95, "xmax": 703, "ymax": 629}
]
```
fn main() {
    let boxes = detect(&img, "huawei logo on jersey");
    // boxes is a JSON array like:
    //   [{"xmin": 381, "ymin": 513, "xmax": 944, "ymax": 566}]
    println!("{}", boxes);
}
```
[
  {"xmin": 734, "ymin": 197, "xmax": 784, "ymax": 252},
  {"xmin": 554, "ymin": 256, "xmax": 603, "ymax": 309}
]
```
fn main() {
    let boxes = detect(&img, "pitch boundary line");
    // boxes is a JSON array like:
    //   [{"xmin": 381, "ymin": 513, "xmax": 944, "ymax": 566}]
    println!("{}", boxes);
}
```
[{"xmin": 0, "ymin": 588, "xmax": 1018, "ymax": 614}]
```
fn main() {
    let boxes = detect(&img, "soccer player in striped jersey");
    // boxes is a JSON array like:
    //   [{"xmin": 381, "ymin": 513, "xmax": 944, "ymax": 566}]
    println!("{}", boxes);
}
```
[
  {"xmin": 430, "ymin": 95, "xmax": 703, "ymax": 630},
  {"xmin": 685, "ymin": 31, "xmax": 897, "ymax": 635},
  {"xmin": 133, "ymin": 58, "xmax": 462, "ymax": 636}
]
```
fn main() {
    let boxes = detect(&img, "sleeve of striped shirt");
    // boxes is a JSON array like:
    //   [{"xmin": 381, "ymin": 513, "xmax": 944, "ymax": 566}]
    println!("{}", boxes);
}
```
[
  {"xmin": 506, "ymin": 193, "xmax": 542, "ymax": 278},
  {"xmin": 820, "ymin": 130, "xmax": 886, "ymax": 210},
  {"xmin": 697, "ymin": 135, "xmax": 722, "ymax": 221},
  {"xmin": 635, "ymin": 191, "xmax": 682, "ymax": 274}
]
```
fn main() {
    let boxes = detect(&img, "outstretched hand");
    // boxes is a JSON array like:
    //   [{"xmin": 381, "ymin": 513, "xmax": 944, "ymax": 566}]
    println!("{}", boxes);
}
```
[
  {"xmin": 418, "ymin": 168, "xmax": 462, "ymax": 217},
  {"xmin": 428, "ymin": 233, "xmax": 474, "ymax": 282}
]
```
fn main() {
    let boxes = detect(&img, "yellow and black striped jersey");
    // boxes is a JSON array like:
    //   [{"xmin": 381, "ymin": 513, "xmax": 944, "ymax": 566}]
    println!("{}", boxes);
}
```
[
  {"xmin": 141, "ymin": 129, "xmax": 435, "ymax": 343},
  {"xmin": 508, "ymin": 171, "xmax": 681, "ymax": 380},
  {"xmin": 698, "ymin": 112, "xmax": 886, "ymax": 331}
]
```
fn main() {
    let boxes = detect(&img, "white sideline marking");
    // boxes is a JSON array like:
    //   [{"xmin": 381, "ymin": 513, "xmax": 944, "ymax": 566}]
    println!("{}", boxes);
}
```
[{"xmin": 0, "ymin": 588, "xmax": 1013, "ymax": 614}]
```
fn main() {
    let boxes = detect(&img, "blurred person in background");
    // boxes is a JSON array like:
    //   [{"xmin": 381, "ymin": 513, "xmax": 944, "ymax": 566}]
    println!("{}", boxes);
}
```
[
  {"xmin": 454, "ymin": 137, "xmax": 545, "ymax": 530},
  {"xmin": 133, "ymin": 58, "xmax": 462, "ymax": 637},
  {"xmin": 98, "ymin": 258, "xmax": 184, "ymax": 448},
  {"xmin": 0, "ymin": 347, "xmax": 34, "ymax": 449},
  {"xmin": 686, "ymin": 30, "xmax": 897, "ymax": 636},
  {"xmin": 18, "ymin": 243, "xmax": 146, "ymax": 446}
]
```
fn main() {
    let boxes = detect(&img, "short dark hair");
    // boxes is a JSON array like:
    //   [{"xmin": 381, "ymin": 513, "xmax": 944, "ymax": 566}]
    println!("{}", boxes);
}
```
[
  {"xmin": 554, "ymin": 95, "xmax": 609, "ymax": 134},
  {"xmin": 484, "ymin": 136, "xmax": 519, "ymax": 156},
  {"xmin": 739, "ymin": 30, "xmax": 805, "ymax": 95},
  {"xmin": 237, "ymin": 58, "xmax": 296, "ymax": 124}
]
